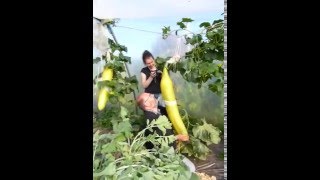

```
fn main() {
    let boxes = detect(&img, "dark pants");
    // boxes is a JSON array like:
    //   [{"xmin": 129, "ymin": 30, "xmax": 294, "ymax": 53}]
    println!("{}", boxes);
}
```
[{"xmin": 143, "ymin": 109, "xmax": 176, "ymax": 149}]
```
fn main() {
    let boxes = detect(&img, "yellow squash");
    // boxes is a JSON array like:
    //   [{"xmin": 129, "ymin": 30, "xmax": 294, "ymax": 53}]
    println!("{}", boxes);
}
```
[
  {"xmin": 160, "ymin": 67, "xmax": 188, "ymax": 136},
  {"xmin": 97, "ymin": 67, "xmax": 113, "ymax": 111}
]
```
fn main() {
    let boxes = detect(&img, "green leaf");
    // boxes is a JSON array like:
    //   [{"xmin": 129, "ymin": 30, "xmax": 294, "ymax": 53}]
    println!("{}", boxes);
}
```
[
  {"xmin": 192, "ymin": 120, "xmax": 221, "ymax": 145},
  {"xmin": 162, "ymin": 26, "xmax": 171, "ymax": 39},
  {"xmin": 216, "ymin": 50, "xmax": 224, "ymax": 61},
  {"xmin": 109, "ymin": 95, "xmax": 118, "ymax": 104},
  {"xmin": 205, "ymin": 43, "xmax": 216, "ymax": 50},
  {"xmin": 154, "ymin": 174, "xmax": 163, "ymax": 180},
  {"xmin": 209, "ymin": 83, "xmax": 217, "ymax": 92},
  {"xmin": 114, "ymin": 121, "xmax": 132, "ymax": 135},
  {"xmin": 207, "ymin": 31, "xmax": 215, "ymax": 40},
  {"xmin": 105, "ymin": 153, "xmax": 116, "ymax": 162},
  {"xmin": 99, "ymin": 133, "xmax": 114, "ymax": 141},
  {"xmin": 167, "ymin": 135, "xmax": 176, "ymax": 144},
  {"xmin": 154, "ymin": 116, "xmax": 172, "ymax": 130},
  {"xmin": 120, "ymin": 106, "xmax": 128, "ymax": 120},
  {"xmin": 182, "ymin": 18, "xmax": 194, "ymax": 22},
  {"xmin": 177, "ymin": 168, "xmax": 192, "ymax": 180},
  {"xmin": 204, "ymin": 50, "xmax": 217, "ymax": 61},
  {"xmin": 93, "ymin": 162, "xmax": 116, "ymax": 177},
  {"xmin": 162, "ymin": 26, "xmax": 171, "ymax": 33},
  {"xmin": 97, "ymin": 78, "xmax": 117, "ymax": 88},
  {"xmin": 166, "ymin": 146, "xmax": 175, "ymax": 155},
  {"xmin": 209, "ymin": 78, "xmax": 223, "ymax": 95},
  {"xmin": 158, "ymin": 126, "xmax": 166, "ymax": 136},
  {"xmin": 143, "ymin": 171, "xmax": 155, "ymax": 179},
  {"xmin": 180, "ymin": 143, "xmax": 194, "ymax": 157},
  {"xmin": 118, "ymin": 53, "xmax": 131, "ymax": 63},
  {"xmin": 177, "ymin": 22, "xmax": 186, "ymax": 29},
  {"xmin": 94, "ymin": 159, "xmax": 100, "ymax": 169},
  {"xmin": 118, "ymin": 44, "xmax": 128, "ymax": 52},
  {"xmin": 191, "ymin": 138, "xmax": 211, "ymax": 160},
  {"xmin": 125, "ymin": 75, "xmax": 138, "ymax": 84},
  {"xmin": 199, "ymin": 22, "xmax": 211, "ymax": 28},
  {"xmin": 198, "ymin": 62, "xmax": 214, "ymax": 75},
  {"xmin": 162, "ymin": 164, "xmax": 180, "ymax": 169},
  {"xmin": 186, "ymin": 34, "xmax": 202, "ymax": 45},
  {"xmin": 101, "ymin": 142, "xmax": 116, "ymax": 153},
  {"xmin": 212, "ymin": 19, "xmax": 223, "ymax": 25}
]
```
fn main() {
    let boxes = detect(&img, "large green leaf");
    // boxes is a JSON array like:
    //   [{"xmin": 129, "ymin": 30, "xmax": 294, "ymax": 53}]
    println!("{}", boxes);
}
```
[
  {"xmin": 191, "ymin": 138, "xmax": 211, "ymax": 160},
  {"xmin": 177, "ymin": 22, "xmax": 186, "ymax": 29},
  {"xmin": 101, "ymin": 142, "xmax": 116, "ymax": 154},
  {"xmin": 154, "ymin": 116, "xmax": 172, "ymax": 130},
  {"xmin": 212, "ymin": 19, "xmax": 223, "ymax": 25},
  {"xmin": 118, "ymin": 53, "xmax": 131, "ymax": 63},
  {"xmin": 192, "ymin": 120, "xmax": 221, "ymax": 145},
  {"xmin": 113, "ymin": 121, "xmax": 132, "ymax": 136},
  {"xmin": 186, "ymin": 34, "xmax": 202, "ymax": 45},
  {"xmin": 125, "ymin": 75, "xmax": 138, "ymax": 84},
  {"xmin": 143, "ymin": 171, "xmax": 155, "ymax": 179},
  {"xmin": 162, "ymin": 26, "xmax": 171, "ymax": 39},
  {"xmin": 199, "ymin": 22, "xmax": 211, "ymax": 28},
  {"xmin": 182, "ymin": 18, "xmax": 194, "ymax": 22},
  {"xmin": 93, "ymin": 162, "xmax": 116, "ymax": 177},
  {"xmin": 120, "ymin": 106, "xmax": 129, "ymax": 121},
  {"xmin": 180, "ymin": 143, "xmax": 194, "ymax": 157}
]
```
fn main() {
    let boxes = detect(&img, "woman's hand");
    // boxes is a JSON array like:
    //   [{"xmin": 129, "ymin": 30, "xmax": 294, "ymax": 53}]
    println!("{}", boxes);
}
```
[{"xmin": 150, "ymin": 71, "xmax": 157, "ymax": 78}]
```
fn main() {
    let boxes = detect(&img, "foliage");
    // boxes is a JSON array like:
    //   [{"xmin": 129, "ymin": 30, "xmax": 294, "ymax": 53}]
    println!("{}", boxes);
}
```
[
  {"xmin": 93, "ymin": 112, "xmax": 200, "ymax": 180},
  {"xmin": 160, "ymin": 18, "xmax": 224, "ymax": 96},
  {"xmin": 155, "ymin": 18, "xmax": 224, "ymax": 160},
  {"xmin": 93, "ymin": 37, "xmax": 141, "ymax": 128},
  {"xmin": 178, "ymin": 110, "xmax": 221, "ymax": 160}
]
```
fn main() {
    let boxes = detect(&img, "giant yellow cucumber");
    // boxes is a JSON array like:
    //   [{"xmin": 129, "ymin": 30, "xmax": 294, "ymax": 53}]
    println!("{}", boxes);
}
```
[
  {"xmin": 97, "ymin": 67, "xmax": 113, "ymax": 111},
  {"xmin": 160, "ymin": 67, "xmax": 188, "ymax": 135}
]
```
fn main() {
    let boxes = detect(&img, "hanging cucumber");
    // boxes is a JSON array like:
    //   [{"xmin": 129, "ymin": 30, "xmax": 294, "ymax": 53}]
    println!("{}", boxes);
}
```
[
  {"xmin": 97, "ymin": 67, "xmax": 113, "ymax": 111},
  {"xmin": 160, "ymin": 67, "xmax": 188, "ymax": 138}
]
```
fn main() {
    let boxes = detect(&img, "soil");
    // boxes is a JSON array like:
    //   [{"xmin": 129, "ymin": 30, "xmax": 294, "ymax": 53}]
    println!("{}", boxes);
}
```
[{"xmin": 190, "ymin": 140, "xmax": 224, "ymax": 180}]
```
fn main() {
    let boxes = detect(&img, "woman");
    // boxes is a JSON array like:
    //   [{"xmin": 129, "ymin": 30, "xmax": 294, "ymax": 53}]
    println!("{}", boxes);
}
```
[{"xmin": 140, "ymin": 50, "xmax": 167, "ymax": 116}]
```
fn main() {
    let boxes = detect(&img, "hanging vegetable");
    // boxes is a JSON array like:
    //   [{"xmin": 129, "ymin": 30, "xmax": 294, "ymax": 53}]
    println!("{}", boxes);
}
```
[
  {"xmin": 97, "ymin": 67, "xmax": 113, "ymax": 111},
  {"xmin": 160, "ymin": 66, "xmax": 188, "ymax": 138}
]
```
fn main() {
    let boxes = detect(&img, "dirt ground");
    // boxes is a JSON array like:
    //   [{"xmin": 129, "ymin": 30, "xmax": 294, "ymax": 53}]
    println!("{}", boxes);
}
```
[{"xmin": 189, "ymin": 140, "xmax": 224, "ymax": 180}]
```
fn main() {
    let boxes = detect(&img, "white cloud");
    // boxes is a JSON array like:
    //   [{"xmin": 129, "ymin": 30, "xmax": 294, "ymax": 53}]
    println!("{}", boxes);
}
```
[{"xmin": 93, "ymin": 0, "xmax": 223, "ymax": 19}]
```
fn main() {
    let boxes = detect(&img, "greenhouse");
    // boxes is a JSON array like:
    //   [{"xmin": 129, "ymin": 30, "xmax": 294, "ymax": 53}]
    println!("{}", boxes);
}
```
[{"xmin": 93, "ymin": 1, "xmax": 224, "ymax": 179}]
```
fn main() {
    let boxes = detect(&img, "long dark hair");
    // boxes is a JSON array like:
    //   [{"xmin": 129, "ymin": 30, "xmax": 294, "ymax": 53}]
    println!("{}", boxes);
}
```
[{"xmin": 142, "ymin": 50, "xmax": 154, "ymax": 64}]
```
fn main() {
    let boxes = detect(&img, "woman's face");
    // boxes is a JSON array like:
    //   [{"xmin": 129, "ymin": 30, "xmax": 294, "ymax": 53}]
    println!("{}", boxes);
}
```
[{"xmin": 145, "ymin": 57, "xmax": 155, "ymax": 69}]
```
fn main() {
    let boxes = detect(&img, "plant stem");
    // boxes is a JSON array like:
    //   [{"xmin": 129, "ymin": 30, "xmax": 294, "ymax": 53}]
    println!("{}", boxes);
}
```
[
  {"xmin": 129, "ymin": 125, "xmax": 158, "ymax": 153},
  {"xmin": 116, "ymin": 164, "xmax": 148, "ymax": 171},
  {"xmin": 114, "ymin": 157, "xmax": 125, "ymax": 164},
  {"xmin": 134, "ymin": 151, "xmax": 157, "ymax": 156}
]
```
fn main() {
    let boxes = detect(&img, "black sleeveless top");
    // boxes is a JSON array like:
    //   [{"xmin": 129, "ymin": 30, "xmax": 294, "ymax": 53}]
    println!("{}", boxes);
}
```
[{"xmin": 141, "ymin": 67, "xmax": 162, "ymax": 94}]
